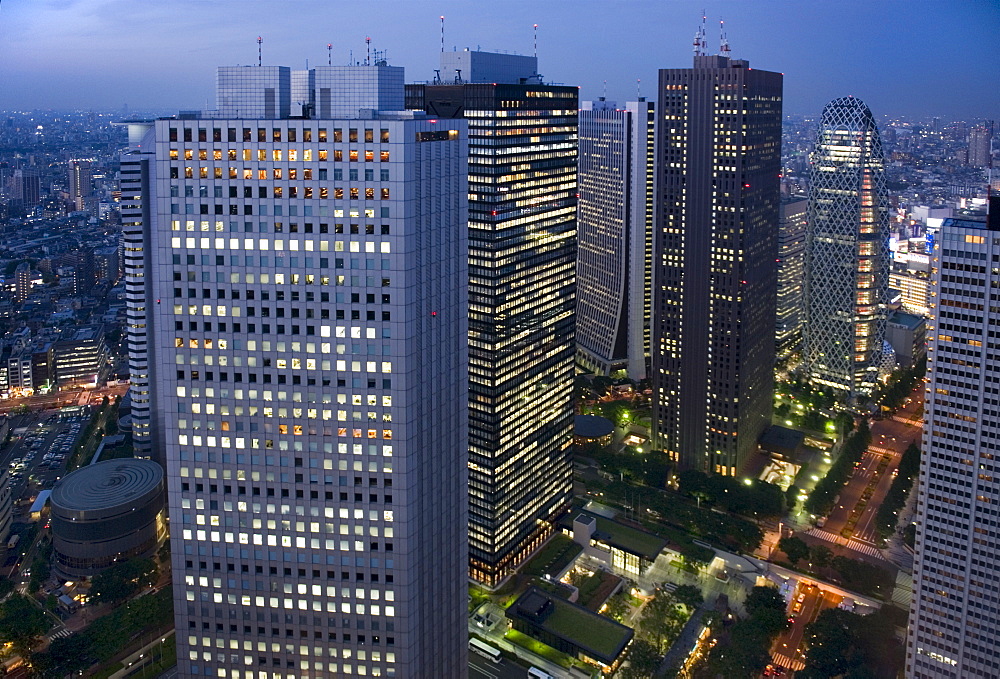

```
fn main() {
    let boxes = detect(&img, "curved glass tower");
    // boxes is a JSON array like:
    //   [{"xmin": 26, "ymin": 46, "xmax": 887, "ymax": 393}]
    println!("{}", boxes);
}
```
[{"xmin": 804, "ymin": 97, "xmax": 890, "ymax": 397}]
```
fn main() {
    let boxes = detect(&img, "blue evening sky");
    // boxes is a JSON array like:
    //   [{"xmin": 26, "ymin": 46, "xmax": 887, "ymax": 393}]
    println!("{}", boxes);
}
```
[{"xmin": 0, "ymin": 0, "xmax": 996, "ymax": 120}]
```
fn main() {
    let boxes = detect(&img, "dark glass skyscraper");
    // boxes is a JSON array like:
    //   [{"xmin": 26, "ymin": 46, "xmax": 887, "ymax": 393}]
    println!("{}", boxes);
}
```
[
  {"xmin": 407, "ymin": 51, "xmax": 577, "ymax": 586},
  {"xmin": 652, "ymin": 55, "xmax": 782, "ymax": 475},
  {"xmin": 804, "ymin": 97, "xmax": 889, "ymax": 398}
]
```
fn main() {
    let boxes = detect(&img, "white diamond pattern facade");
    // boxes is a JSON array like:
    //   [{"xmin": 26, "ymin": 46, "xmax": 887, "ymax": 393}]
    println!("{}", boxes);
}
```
[{"xmin": 804, "ymin": 97, "xmax": 890, "ymax": 397}]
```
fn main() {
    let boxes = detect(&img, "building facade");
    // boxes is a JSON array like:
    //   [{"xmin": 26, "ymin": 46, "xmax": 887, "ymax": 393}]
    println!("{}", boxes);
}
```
[
  {"xmin": 651, "ymin": 55, "xmax": 782, "ymax": 475},
  {"xmin": 906, "ymin": 204, "xmax": 1000, "ymax": 678},
  {"xmin": 68, "ymin": 159, "xmax": 94, "ymax": 212},
  {"xmin": 804, "ymin": 97, "xmax": 890, "ymax": 398},
  {"xmin": 575, "ymin": 98, "xmax": 655, "ymax": 379},
  {"xmin": 124, "ymin": 63, "xmax": 470, "ymax": 678},
  {"xmin": 967, "ymin": 120, "xmax": 993, "ymax": 168},
  {"xmin": 776, "ymin": 197, "xmax": 807, "ymax": 359},
  {"xmin": 406, "ymin": 51, "xmax": 577, "ymax": 586}
]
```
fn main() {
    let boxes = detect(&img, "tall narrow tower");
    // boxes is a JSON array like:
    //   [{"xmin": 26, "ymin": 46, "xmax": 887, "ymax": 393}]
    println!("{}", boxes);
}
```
[
  {"xmin": 906, "ymin": 200, "xmax": 1000, "ymax": 678},
  {"xmin": 576, "ymin": 98, "xmax": 655, "ymax": 379},
  {"xmin": 804, "ymin": 97, "xmax": 890, "ymax": 398},
  {"xmin": 652, "ymin": 54, "xmax": 782, "ymax": 475},
  {"xmin": 407, "ymin": 50, "xmax": 577, "ymax": 586},
  {"xmin": 68, "ymin": 159, "xmax": 94, "ymax": 212}
]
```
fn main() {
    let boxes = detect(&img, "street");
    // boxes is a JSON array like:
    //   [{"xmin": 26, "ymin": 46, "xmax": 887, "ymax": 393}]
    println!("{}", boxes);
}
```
[
  {"xmin": 469, "ymin": 653, "xmax": 533, "ymax": 679},
  {"xmin": 770, "ymin": 581, "xmax": 841, "ymax": 672},
  {"xmin": 814, "ymin": 385, "xmax": 923, "ymax": 545}
]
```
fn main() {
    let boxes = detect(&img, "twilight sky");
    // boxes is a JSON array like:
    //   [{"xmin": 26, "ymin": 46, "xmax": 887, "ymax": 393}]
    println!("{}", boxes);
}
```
[{"xmin": 1, "ymin": 0, "xmax": 997, "ymax": 120}]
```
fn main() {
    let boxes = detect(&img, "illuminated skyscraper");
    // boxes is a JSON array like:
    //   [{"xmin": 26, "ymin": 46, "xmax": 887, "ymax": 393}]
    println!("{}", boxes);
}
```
[
  {"xmin": 804, "ymin": 97, "xmax": 890, "ymax": 397},
  {"xmin": 123, "ymin": 62, "xmax": 469, "ymax": 678},
  {"xmin": 407, "ymin": 51, "xmax": 577, "ymax": 586},
  {"xmin": 68, "ymin": 159, "xmax": 94, "ymax": 212},
  {"xmin": 776, "ymin": 197, "xmax": 807, "ymax": 358},
  {"xmin": 576, "ymin": 98, "xmax": 655, "ymax": 379},
  {"xmin": 967, "ymin": 120, "xmax": 993, "ymax": 168},
  {"xmin": 652, "ymin": 54, "xmax": 782, "ymax": 475},
  {"xmin": 907, "ymin": 201, "xmax": 1000, "ymax": 678}
]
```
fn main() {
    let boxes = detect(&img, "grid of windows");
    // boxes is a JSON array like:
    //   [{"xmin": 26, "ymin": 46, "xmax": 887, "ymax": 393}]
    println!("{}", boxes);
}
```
[
  {"xmin": 652, "ymin": 56, "xmax": 782, "ymax": 474},
  {"xmin": 126, "ymin": 101, "xmax": 468, "ymax": 678},
  {"xmin": 907, "ymin": 214, "xmax": 1000, "ymax": 679}
]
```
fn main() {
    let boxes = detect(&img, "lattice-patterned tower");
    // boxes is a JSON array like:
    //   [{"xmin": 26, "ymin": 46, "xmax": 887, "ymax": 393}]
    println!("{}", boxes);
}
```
[{"xmin": 804, "ymin": 97, "xmax": 890, "ymax": 398}]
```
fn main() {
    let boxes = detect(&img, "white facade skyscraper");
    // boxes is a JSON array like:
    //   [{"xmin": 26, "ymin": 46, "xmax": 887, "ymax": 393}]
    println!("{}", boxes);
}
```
[
  {"xmin": 122, "ymin": 63, "xmax": 469, "ymax": 678},
  {"xmin": 576, "ymin": 98, "xmax": 655, "ymax": 379},
  {"xmin": 906, "ymin": 202, "xmax": 1000, "ymax": 679}
]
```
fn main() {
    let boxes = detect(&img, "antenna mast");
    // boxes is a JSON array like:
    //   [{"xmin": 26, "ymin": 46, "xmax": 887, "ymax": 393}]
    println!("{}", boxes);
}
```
[
  {"xmin": 327, "ymin": 43, "xmax": 332, "ymax": 66},
  {"xmin": 636, "ymin": 78, "xmax": 641, "ymax": 100},
  {"xmin": 533, "ymin": 23, "xmax": 538, "ymax": 59},
  {"xmin": 440, "ymin": 16, "xmax": 445, "ymax": 53},
  {"xmin": 693, "ymin": 11, "xmax": 707, "ymax": 56},
  {"xmin": 365, "ymin": 36, "xmax": 371, "ymax": 65},
  {"xmin": 602, "ymin": 79, "xmax": 607, "ymax": 100},
  {"xmin": 719, "ymin": 19, "xmax": 730, "ymax": 58},
  {"xmin": 257, "ymin": 36, "xmax": 263, "ymax": 67}
]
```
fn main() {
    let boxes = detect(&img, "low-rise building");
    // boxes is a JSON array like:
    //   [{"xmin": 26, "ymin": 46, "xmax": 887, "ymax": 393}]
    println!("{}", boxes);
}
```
[
  {"xmin": 885, "ymin": 310, "xmax": 927, "ymax": 368},
  {"xmin": 506, "ymin": 587, "xmax": 633, "ymax": 673}
]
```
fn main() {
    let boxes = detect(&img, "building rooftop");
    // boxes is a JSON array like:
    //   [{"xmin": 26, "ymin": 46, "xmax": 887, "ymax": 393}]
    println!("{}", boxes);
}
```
[
  {"xmin": 51, "ymin": 459, "xmax": 163, "ymax": 513},
  {"xmin": 507, "ymin": 587, "xmax": 633, "ymax": 664},
  {"xmin": 574, "ymin": 415, "xmax": 615, "ymax": 439},
  {"xmin": 888, "ymin": 311, "xmax": 924, "ymax": 330},
  {"xmin": 560, "ymin": 509, "xmax": 668, "ymax": 561},
  {"xmin": 759, "ymin": 425, "xmax": 806, "ymax": 456}
]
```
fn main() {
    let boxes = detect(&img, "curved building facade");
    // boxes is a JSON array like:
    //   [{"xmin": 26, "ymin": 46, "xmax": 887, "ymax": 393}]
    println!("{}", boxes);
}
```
[
  {"xmin": 50, "ymin": 459, "xmax": 165, "ymax": 578},
  {"xmin": 804, "ymin": 97, "xmax": 890, "ymax": 398}
]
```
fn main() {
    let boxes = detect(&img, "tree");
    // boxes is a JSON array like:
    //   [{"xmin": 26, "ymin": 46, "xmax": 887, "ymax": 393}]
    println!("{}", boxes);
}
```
[
  {"xmin": 778, "ymin": 536, "xmax": 810, "ymax": 566},
  {"xmin": 90, "ymin": 558, "xmax": 158, "ymax": 605},
  {"xmin": 0, "ymin": 594, "xmax": 52, "ymax": 654},
  {"xmin": 672, "ymin": 584, "xmax": 704, "ymax": 610},
  {"xmin": 35, "ymin": 633, "xmax": 94, "ymax": 676},
  {"xmin": 810, "ymin": 544, "xmax": 833, "ymax": 569},
  {"xmin": 744, "ymin": 585, "xmax": 785, "ymax": 616},
  {"xmin": 604, "ymin": 592, "xmax": 629, "ymax": 622},
  {"xmin": 618, "ymin": 639, "xmax": 662, "ymax": 679}
]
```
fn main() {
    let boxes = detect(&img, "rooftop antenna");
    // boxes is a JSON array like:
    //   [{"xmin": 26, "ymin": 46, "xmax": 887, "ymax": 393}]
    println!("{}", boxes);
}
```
[
  {"xmin": 719, "ymin": 18, "xmax": 731, "ymax": 58},
  {"xmin": 693, "ymin": 11, "xmax": 707, "ymax": 56},
  {"xmin": 257, "ymin": 36, "xmax": 263, "ymax": 67},
  {"xmin": 533, "ymin": 23, "xmax": 538, "ymax": 59},
  {"xmin": 636, "ymin": 78, "xmax": 641, "ymax": 100},
  {"xmin": 327, "ymin": 43, "xmax": 332, "ymax": 66},
  {"xmin": 366, "ymin": 36, "xmax": 371, "ymax": 65},
  {"xmin": 440, "ymin": 16, "xmax": 445, "ymax": 53},
  {"xmin": 602, "ymin": 79, "xmax": 607, "ymax": 100}
]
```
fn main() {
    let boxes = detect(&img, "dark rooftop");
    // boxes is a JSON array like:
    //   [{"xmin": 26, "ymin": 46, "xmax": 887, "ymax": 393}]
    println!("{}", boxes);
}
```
[
  {"xmin": 760, "ymin": 425, "xmax": 806, "ymax": 455},
  {"xmin": 575, "ymin": 414, "xmax": 614, "ymax": 439}
]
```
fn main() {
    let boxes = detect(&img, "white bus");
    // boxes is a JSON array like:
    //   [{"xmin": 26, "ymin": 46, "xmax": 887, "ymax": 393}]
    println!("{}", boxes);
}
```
[
  {"xmin": 468, "ymin": 637, "xmax": 501, "ymax": 664},
  {"xmin": 528, "ymin": 668, "xmax": 556, "ymax": 679}
]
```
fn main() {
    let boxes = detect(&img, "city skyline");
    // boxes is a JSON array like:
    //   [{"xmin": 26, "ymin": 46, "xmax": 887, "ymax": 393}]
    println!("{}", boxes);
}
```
[{"xmin": 0, "ymin": 0, "xmax": 997, "ymax": 119}]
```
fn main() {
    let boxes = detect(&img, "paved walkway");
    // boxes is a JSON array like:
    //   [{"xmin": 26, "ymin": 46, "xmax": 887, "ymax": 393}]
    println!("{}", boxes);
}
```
[{"xmin": 655, "ymin": 598, "xmax": 712, "ymax": 677}]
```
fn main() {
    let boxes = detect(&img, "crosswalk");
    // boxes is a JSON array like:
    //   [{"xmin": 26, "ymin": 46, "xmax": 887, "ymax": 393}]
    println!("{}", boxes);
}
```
[
  {"xmin": 867, "ymin": 445, "xmax": 897, "ymax": 456},
  {"xmin": 804, "ymin": 528, "xmax": 887, "ymax": 560},
  {"xmin": 49, "ymin": 627, "xmax": 72, "ymax": 640},
  {"xmin": 772, "ymin": 653, "xmax": 806, "ymax": 671}
]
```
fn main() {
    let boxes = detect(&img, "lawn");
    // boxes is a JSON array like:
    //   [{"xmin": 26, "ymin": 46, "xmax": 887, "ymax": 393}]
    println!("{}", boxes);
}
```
[
  {"xmin": 521, "ymin": 534, "xmax": 582, "ymax": 578},
  {"xmin": 505, "ymin": 629, "xmax": 573, "ymax": 668},
  {"xmin": 543, "ymin": 598, "xmax": 632, "ymax": 661}
]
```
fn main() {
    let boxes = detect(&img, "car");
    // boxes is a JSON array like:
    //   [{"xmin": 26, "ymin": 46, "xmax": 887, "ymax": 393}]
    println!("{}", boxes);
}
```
[{"xmin": 797, "ymin": 593, "xmax": 806, "ymax": 603}]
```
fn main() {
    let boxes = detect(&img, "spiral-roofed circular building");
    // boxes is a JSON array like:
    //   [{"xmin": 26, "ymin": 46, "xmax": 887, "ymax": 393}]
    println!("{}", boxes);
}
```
[{"xmin": 50, "ymin": 459, "xmax": 165, "ymax": 578}]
